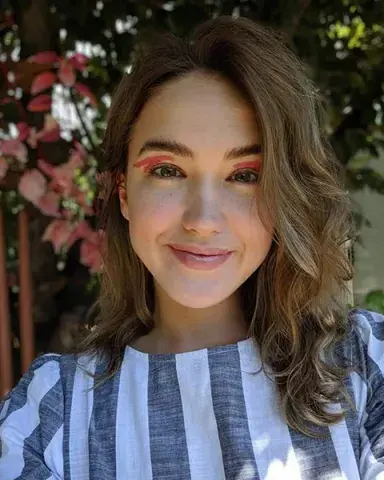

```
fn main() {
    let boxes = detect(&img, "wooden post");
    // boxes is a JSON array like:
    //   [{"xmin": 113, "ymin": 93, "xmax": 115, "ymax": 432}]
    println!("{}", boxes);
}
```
[
  {"xmin": 0, "ymin": 208, "xmax": 13, "ymax": 397},
  {"xmin": 18, "ymin": 209, "xmax": 35, "ymax": 374}
]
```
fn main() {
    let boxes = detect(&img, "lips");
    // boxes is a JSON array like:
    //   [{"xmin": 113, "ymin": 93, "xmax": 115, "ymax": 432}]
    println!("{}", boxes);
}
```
[
  {"xmin": 167, "ymin": 244, "xmax": 233, "ymax": 271},
  {"xmin": 168, "ymin": 244, "xmax": 232, "ymax": 256}
]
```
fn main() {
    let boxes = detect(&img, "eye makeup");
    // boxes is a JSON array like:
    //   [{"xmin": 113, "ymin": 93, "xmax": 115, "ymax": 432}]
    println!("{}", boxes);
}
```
[
  {"xmin": 233, "ymin": 160, "xmax": 261, "ymax": 171},
  {"xmin": 133, "ymin": 155, "xmax": 173, "ymax": 172},
  {"xmin": 133, "ymin": 155, "xmax": 262, "ymax": 174}
]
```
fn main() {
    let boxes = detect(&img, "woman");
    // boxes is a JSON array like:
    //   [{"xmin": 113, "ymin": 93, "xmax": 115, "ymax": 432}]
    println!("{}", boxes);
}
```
[{"xmin": 1, "ymin": 15, "xmax": 383, "ymax": 480}]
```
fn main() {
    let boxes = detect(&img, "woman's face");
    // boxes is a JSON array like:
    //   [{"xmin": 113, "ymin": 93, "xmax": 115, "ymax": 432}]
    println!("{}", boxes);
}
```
[{"xmin": 119, "ymin": 71, "xmax": 274, "ymax": 308}]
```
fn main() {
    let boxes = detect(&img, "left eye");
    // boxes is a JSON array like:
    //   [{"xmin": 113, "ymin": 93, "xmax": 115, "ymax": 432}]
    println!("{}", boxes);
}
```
[
  {"xmin": 229, "ymin": 170, "xmax": 259, "ymax": 184},
  {"xmin": 150, "ymin": 165, "xmax": 184, "ymax": 178}
]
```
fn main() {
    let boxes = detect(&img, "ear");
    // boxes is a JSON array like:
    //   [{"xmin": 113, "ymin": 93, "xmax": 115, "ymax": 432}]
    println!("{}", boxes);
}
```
[{"xmin": 117, "ymin": 173, "xmax": 130, "ymax": 221}]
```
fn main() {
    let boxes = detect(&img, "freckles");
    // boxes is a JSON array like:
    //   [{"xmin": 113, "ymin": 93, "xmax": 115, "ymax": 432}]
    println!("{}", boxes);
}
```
[
  {"xmin": 248, "ymin": 195, "xmax": 261, "ymax": 220},
  {"xmin": 224, "ymin": 190, "xmax": 263, "ymax": 238},
  {"xmin": 130, "ymin": 187, "xmax": 182, "ymax": 223},
  {"xmin": 225, "ymin": 189, "xmax": 259, "ymax": 218}
]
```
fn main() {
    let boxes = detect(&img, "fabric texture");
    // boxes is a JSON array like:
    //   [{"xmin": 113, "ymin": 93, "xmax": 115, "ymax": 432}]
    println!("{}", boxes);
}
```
[{"xmin": 1, "ymin": 307, "xmax": 384, "ymax": 480}]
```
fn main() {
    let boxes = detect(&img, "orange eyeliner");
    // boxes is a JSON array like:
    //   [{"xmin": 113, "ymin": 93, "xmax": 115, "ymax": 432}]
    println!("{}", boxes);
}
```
[
  {"xmin": 133, "ymin": 155, "xmax": 173, "ymax": 172},
  {"xmin": 233, "ymin": 160, "xmax": 261, "ymax": 170}
]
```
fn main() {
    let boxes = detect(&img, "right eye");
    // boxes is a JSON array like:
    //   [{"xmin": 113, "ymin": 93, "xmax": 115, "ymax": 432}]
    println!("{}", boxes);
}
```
[{"xmin": 149, "ymin": 164, "xmax": 184, "ymax": 178}]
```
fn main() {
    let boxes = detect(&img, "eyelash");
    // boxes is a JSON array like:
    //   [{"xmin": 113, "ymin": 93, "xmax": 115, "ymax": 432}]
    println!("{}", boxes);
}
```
[{"xmin": 147, "ymin": 164, "xmax": 259, "ymax": 184}]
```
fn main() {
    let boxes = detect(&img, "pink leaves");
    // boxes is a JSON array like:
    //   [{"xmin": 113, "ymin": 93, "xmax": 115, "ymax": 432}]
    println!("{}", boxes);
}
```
[
  {"xmin": 69, "ymin": 220, "xmax": 94, "ymax": 240},
  {"xmin": 73, "ymin": 222, "xmax": 104, "ymax": 272},
  {"xmin": 14, "ymin": 138, "xmax": 89, "ymax": 221},
  {"xmin": 58, "ymin": 59, "xmax": 76, "ymax": 87},
  {"xmin": 37, "ymin": 158, "xmax": 55, "ymax": 177},
  {"xmin": 0, "ymin": 138, "xmax": 28, "ymax": 163},
  {"xmin": 27, "ymin": 50, "xmax": 90, "ymax": 92},
  {"xmin": 26, "ymin": 114, "xmax": 61, "ymax": 148},
  {"xmin": 38, "ymin": 158, "xmax": 73, "ymax": 197},
  {"xmin": 80, "ymin": 236, "xmax": 103, "ymax": 273},
  {"xmin": 17, "ymin": 122, "xmax": 30, "ymax": 142},
  {"xmin": 18, "ymin": 169, "xmax": 47, "ymax": 204},
  {"xmin": 5, "ymin": 47, "xmax": 99, "ymax": 274},
  {"xmin": 37, "ymin": 191, "xmax": 61, "ymax": 217},
  {"xmin": 38, "ymin": 151, "xmax": 82, "ymax": 197},
  {"xmin": 42, "ymin": 219, "xmax": 103, "ymax": 272},
  {"xmin": 36, "ymin": 125, "xmax": 61, "ymax": 143},
  {"xmin": 28, "ymin": 51, "xmax": 59, "ymax": 64},
  {"xmin": 36, "ymin": 125, "xmax": 60, "ymax": 143},
  {"xmin": 42, "ymin": 219, "xmax": 73, "ymax": 253},
  {"xmin": 73, "ymin": 82, "xmax": 97, "ymax": 106},
  {"xmin": 36, "ymin": 114, "xmax": 61, "ymax": 143},
  {"xmin": 28, "ymin": 51, "xmax": 89, "ymax": 96},
  {"xmin": 68, "ymin": 53, "xmax": 89, "ymax": 72},
  {"xmin": 30, "ymin": 71, "xmax": 56, "ymax": 95},
  {"xmin": 26, "ymin": 51, "xmax": 95, "ymax": 124},
  {"xmin": 15, "ymin": 139, "xmax": 90, "ymax": 226},
  {"xmin": 27, "ymin": 94, "xmax": 52, "ymax": 112},
  {"xmin": 69, "ymin": 140, "xmax": 87, "ymax": 167}
]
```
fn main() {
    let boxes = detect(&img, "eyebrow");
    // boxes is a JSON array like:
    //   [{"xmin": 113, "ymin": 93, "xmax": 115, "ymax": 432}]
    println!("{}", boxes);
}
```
[{"xmin": 137, "ymin": 138, "xmax": 262, "ymax": 161}]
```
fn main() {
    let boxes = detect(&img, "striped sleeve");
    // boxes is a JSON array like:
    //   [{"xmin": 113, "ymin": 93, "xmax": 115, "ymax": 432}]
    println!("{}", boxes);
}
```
[
  {"xmin": 0, "ymin": 354, "xmax": 64, "ymax": 480},
  {"xmin": 351, "ymin": 308, "xmax": 384, "ymax": 480}
]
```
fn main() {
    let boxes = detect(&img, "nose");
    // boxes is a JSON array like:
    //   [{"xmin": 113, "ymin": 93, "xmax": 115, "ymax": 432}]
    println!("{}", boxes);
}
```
[{"xmin": 182, "ymin": 180, "xmax": 225, "ymax": 236}]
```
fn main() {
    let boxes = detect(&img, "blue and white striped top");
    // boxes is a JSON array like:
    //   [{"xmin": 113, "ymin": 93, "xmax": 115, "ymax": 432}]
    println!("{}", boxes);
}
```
[{"xmin": 1, "ymin": 307, "xmax": 384, "ymax": 479}]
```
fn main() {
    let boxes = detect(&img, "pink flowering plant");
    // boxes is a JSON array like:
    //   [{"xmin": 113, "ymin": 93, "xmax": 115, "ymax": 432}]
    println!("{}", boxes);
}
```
[{"xmin": 0, "ymin": 49, "xmax": 103, "ymax": 274}]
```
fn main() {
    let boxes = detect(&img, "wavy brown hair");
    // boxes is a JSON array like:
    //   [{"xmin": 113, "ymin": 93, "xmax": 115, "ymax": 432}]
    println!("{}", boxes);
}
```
[{"xmin": 73, "ymin": 15, "xmax": 357, "ymax": 438}]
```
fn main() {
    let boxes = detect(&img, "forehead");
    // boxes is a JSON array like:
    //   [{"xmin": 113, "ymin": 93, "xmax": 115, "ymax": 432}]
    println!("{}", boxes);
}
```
[{"xmin": 129, "ymin": 72, "xmax": 260, "ymax": 154}]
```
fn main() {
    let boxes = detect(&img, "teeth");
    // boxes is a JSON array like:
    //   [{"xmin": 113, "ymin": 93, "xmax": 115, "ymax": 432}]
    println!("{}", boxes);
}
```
[
  {"xmin": 187, "ymin": 252, "xmax": 221, "ymax": 257},
  {"xmin": 190, "ymin": 253, "xmax": 219, "ymax": 261}
]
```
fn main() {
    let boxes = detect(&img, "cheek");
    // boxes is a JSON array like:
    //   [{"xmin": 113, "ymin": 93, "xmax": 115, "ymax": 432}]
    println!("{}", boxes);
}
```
[
  {"xmin": 226, "ymin": 189, "xmax": 273, "ymax": 245},
  {"xmin": 225, "ymin": 189, "xmax": 259, "ymax": 225},
  {"xmin": 127, "ymin": 184, "xmax": 183, "ymax": 236}
]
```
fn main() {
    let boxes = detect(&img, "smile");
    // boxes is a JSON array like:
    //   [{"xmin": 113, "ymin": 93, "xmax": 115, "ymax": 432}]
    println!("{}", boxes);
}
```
[{"xmin": 167, "ymin": 244, "xmax": 233, "ymax": 271}]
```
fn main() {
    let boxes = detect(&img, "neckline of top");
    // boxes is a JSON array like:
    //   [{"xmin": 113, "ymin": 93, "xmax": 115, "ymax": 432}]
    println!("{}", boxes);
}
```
[{"xmin": 125, "ymin": 336, "xmax": 257, "ymax": 362}]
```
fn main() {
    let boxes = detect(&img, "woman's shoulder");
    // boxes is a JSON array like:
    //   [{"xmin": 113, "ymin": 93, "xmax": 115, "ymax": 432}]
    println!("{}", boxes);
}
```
[
  {"xmin": 0, "ymin": 349, "xmax": 99, "ymax": 431},
  {"xmin": 0, "ymin": 350, "xmax": 100, "ymax": 477},
  {"xmin": 0, "ymin": 354, "xmax": 63, "ymax": 477},
  {"xmin": 1, "ymin": 353, "xmax": 62, "ymax": 421},
  {"xmin": 338, "ymin": 307, "xmax": 384, "ymax": 386},
  {"xmin": 348, "ymin": 307, "xmax": 384, "ymax": 343},
  {"xmin": 346, "ymin": 307, "xmax": 384, "ymax": 356}
]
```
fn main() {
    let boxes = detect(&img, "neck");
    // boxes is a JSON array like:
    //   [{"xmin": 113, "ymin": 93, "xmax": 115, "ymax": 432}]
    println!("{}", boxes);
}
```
[{"xmin": 132, "ymin": 283, "xmax": 249, "ymax": 354}]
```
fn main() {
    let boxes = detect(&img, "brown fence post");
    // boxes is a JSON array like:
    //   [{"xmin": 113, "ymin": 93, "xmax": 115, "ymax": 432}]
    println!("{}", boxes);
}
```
[
  {"xmin": 18, "ymin": 208, "xmax": 35, "ymax": 375},
  {"xmin": 0, "ymin": 208, "xmax": 13, "ymax": 397}
]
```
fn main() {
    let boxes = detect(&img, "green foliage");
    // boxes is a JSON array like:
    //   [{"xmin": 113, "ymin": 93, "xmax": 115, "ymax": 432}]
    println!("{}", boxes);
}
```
[{"xmin": 362, "ymin": 289, "xmax": 384, "ymax": 314}]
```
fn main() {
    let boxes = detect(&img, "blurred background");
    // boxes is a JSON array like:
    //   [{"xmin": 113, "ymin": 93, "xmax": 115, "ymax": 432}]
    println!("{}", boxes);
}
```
[{"xmin": 0, "ymin": 0, "xmax": 383, "ymax": 393}]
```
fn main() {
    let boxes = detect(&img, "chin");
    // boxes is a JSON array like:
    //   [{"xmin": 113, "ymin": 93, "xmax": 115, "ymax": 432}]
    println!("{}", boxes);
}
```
[
  {"xmin": 173, "ymin": 296, "xmax": 224, "ymax": 309},
  {"xmin": 174, "ymin": 297, "xmax": 225, "ymax": 310},
  {"xmin": 163, "ymin": 281, "xmax": 238, "ymax": 309}
]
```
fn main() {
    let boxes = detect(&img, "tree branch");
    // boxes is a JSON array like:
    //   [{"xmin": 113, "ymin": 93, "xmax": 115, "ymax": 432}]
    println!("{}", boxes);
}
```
[
  {"xmin": 285, "ymin": 0, "xmax": 312, "ymax": 40},
  {"xmin": 69, "ymin": 88, "xmax": 99, "ymax": 160}
]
